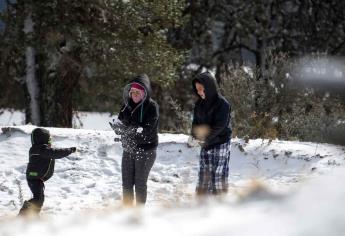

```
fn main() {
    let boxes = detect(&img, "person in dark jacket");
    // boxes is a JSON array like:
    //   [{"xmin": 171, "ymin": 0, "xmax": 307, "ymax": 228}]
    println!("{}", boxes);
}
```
[
  {"xmin": 18, "ymin": 128, "xmax": 76, "ymax": 216},
  {"xmin": 191, "ymin": 71, "xmax": 232, "ymax": 195},
  {"xmin": 109, "ymin": 74, "xmax": 159, "ymax": 206}
]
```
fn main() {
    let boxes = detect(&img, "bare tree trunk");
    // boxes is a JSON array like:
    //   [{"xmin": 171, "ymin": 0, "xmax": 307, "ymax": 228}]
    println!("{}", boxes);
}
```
[{"xmin": 24, "ymin": 9, "xmax": 40, "ymax": 125}]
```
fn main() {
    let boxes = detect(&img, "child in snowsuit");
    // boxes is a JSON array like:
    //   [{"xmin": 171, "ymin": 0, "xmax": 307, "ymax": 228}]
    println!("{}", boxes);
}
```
[
  {"xmin": 110, "ymin": 74, "xmax": 159, "ymax": 206},
  {"xmin": 191, "ymin": 72, "xmax": 232, "ymax": 195},
  {"xmin": 19, "ymin": 128, "xmax": 76, "ymax": 216}
]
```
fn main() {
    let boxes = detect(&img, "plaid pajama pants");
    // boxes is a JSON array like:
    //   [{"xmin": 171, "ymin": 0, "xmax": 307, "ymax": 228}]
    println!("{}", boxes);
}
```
[{"xmin": 196, "ymin": 140, "xmax": 231, "ymax": 195}]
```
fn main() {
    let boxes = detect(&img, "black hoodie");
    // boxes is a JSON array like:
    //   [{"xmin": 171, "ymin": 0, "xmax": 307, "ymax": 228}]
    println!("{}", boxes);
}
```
[
  {"xmin": 26, "ymin": 128, "xmax": 74, "ymax": 181},
  {"xmin": 118, "ymin": 74, "xmax": 159, "ymax": 151},
  {"xmin": 192, "ymin": 72, "xmax": 232, "ymax": 150}
]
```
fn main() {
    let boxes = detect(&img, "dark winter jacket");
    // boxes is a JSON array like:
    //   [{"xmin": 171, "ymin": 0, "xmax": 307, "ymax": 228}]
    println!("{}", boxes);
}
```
[
  {"xmin": 192, "ymin": 72, "xmax": 232, "ymax": 150},
  {"xmin": 117, "ymin": 74, "xmax": 159, "ymax": 151},
  {"xmin": 26, "ymin": 128, "xmax": 74, "ymax": 181}
]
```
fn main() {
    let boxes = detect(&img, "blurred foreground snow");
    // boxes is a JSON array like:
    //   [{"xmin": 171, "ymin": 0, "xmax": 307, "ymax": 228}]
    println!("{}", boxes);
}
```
[{"xmin": 0, "ymin": 125, "xmax": 344, "ymax": 236}]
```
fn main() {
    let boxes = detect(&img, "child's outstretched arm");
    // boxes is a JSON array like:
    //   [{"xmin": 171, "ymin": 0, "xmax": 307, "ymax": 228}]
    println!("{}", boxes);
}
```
[{"xmin": 37, "ymin": 145, "xmax": 76, "ymax": 159}]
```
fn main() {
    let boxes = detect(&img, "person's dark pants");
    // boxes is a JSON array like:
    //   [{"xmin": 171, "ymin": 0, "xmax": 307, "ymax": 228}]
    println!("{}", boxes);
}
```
[
  {"xmin": 122, "ymin": 148, "xmax": 156, "ymax": 206},
  {"xmin": 28, "ymin": 179, "xmax": 45, "ymax": 206},
  {"xmin": 19, "ymin": 179, "xmax": 45, "ymax": 215}
]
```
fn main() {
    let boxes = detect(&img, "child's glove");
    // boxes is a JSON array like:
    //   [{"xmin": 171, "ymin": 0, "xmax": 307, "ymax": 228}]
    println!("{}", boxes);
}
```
[{"xmin": 70, "ymin": 147, "xmax": 77, "ymax": 153}]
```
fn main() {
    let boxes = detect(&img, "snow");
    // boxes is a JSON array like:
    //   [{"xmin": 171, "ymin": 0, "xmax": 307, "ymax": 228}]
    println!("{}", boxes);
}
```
[
  {"xmin": 0, "ymin": 110, "xmax": 25, "ymax": 126},
  {"xmin": 0, "ymin": 110, "xmax": 114, "ymax": 130},
  {"xmin": 73, "ymin": 111, "xmax": 114, "ymax": 130},
  {"xmin": 0, "ymin": 123, "xmax": 345, "ymax": 235}
]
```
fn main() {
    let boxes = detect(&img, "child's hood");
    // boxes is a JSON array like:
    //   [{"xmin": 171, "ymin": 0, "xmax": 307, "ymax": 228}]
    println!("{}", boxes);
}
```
[{"xmin": 31, "ymin": 128, "xmax": 50, "ymax": 145}]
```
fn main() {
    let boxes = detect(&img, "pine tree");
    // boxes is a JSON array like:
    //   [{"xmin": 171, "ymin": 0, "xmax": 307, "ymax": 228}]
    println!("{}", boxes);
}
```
[{"xmin": 0, "ymin": 0, "xmax": 184, "ymax": 127}]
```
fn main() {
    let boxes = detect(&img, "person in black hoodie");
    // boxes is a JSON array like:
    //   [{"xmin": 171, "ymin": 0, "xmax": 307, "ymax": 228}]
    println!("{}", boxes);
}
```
[
  {"xmin": 191, "ymin": 71, "xmax": 232, "ymax": 195},
  {"xmin": 18, "ymin": 128, "xmax": 76, "ymax": 216},
  {"xmin": 109, "ymin": 74, "xmax": 159, "ymax": 206}
]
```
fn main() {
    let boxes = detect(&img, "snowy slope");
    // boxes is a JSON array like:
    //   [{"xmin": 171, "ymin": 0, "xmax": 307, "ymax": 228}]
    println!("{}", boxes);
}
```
[{"xmin": 0, "ymin": 125, "xmax": 345, "ymax": 235}]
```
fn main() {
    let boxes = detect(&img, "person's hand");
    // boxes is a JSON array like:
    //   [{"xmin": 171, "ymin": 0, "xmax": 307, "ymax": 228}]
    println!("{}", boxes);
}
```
[
  {"xmin": 70, "ymin": 147, "xmax": 77, "ymax": 153},
  {"xmin": 109, "ymin": 119, "xmax": 124, "ymax": 135},
  {"xmin": 187, "ymin": 136, "xmax": 203, "ymax": 148},
  {"xmin": 192, "ymin": 125, "xmax": 210, "ymax": 141},
  {"xmin": 109, "ymin": 121, "xmax": 120, "ymax": 130}
]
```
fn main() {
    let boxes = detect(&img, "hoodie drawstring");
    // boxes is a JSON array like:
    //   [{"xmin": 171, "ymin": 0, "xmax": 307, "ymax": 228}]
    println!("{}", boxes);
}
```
[{"xmin": 140, "ymin": 104, "xmax": 143, "ymax": 123}]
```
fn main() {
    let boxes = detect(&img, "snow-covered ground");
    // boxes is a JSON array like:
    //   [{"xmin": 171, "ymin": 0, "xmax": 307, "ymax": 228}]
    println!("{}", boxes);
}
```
[
  {"xmin": 0, "ymin": 110, "xmax": 26, "ymax": 126},
  {"xmin": 0, "ymin": 110, "xmax": 113, "ymax": 130},
  {"xmin": 0, "ymin": 124, "xmax": 345, "ymax": 235}
]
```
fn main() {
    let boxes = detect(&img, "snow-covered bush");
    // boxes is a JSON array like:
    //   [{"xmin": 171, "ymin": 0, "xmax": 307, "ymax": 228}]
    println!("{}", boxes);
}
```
[{"xmin": 221, "ymin": 52, "xmax": 345, "ymax": 144}]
